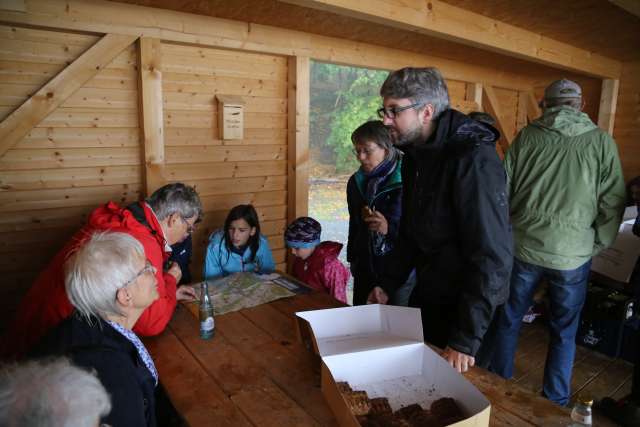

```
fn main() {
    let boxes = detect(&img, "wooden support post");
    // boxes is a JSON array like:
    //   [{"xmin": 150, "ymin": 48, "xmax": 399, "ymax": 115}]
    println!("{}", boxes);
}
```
[
  {"xmin": 0, "ymin": 33, "xmax": 136, "ymax": 159},
  {"xmin": 597, "ymin": 79, "xmax": 619, "ymax": 136},
  {"xmin": 465, "ymin": 83, "xmax": 483, "ymax": 111},
  {"xmin": 526, "ymin": 92, "xmax": 542, "ymax": 123},
  {"xmin": 287, "ymin": 56, "xmax": 310, "ymax": 269},
  {"xmin": 516, "ymin": 92, "xmax": 528, "ymax": 133},
  {"xmin": 482, "ymin": 86, "xmax": 512, "ymax": 155},
  {"xmin": 138, "ymin": 37, "xmax": 166, "ymax": 196}
]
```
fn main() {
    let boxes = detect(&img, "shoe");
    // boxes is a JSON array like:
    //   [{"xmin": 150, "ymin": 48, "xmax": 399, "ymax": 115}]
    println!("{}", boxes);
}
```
[{"xmin": 597, "ymin": 396, "xmax": 640, "ymax": 426}]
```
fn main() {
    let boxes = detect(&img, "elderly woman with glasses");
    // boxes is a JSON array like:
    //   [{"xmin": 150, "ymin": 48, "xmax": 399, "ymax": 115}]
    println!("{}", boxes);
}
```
[
  {"xmin": 347, "ymin": 120, "xmax": 414, "ymax": 306},
  {"xmin": 32, "ymin": 231, "xmax": 160, "ymax": 427}
]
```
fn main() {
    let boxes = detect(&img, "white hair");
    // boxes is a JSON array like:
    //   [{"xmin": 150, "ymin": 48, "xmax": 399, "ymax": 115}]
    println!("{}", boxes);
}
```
[
  {"xmin": 65, "ymin": 231, "xmax": 145, "ymax": 320},
  {"xmin": 0, "ymin": 357, "xmax": 111, "ymax": 427}
]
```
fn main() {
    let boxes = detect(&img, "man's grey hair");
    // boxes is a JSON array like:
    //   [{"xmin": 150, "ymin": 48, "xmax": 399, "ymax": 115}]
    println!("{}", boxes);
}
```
[
  {"xmin": 147, "ymin": 183, "xmax": 202, "ymax": 221},
  {"xmin": 66, "ymin": 231, "xmax": 145, "ymax": 320},
  {"xmin": 0, "ymin": 357, "xmax": 111, "ymax": 427},
  {"xmin": 380, "ymin": 67, "xmax": 450, "ymax": 120},
  {"xmin": 543, "ymin": 97, "xmax": 582, "ymax": 111}
]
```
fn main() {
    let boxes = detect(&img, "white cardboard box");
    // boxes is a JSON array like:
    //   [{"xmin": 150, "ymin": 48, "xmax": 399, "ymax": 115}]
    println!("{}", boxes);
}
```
[{"xmin": 296, "ymin": 304, "xmax": 491, "ymax": 426}]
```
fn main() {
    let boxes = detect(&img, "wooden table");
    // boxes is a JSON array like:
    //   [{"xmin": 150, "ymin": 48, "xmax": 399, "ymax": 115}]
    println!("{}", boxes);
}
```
[{"xmin": 144, "ymin": 291, "xmax": 615, "ymax": 426}]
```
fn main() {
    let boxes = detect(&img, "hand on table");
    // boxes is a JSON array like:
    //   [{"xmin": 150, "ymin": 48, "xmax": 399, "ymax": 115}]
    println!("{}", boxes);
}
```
[
  {"xmin": 176, "ymin": 285, "xmax": 198, "ymax": 302},
  {"xmin": 366, "ymin": 286, "xmax": 389, "ymax": 304},
  {"xmin": 364, "ymin": 211, "xmax": 389, "ymax": 235},
  {"xmin": 442, "ymin": 346, "xmax": 475, "ymax": 373}
]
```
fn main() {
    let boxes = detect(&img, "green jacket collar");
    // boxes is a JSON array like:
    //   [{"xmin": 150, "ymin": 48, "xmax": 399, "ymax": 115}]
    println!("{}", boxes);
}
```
[{"xmin": 532, "ymin": 106, "xmax": 597, "ymax": 137}]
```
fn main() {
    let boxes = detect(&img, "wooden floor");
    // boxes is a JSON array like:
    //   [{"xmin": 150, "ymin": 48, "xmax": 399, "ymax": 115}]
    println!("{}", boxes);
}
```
[{"xmin": 512, "ymin": 319, "xmax": 634, "ymax": 406}]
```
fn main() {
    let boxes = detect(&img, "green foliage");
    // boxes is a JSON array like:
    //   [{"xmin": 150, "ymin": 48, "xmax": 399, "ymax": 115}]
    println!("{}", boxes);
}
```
[{"xmin": 310, "ymin": 62, "xmax": 389, "ymax": 173}]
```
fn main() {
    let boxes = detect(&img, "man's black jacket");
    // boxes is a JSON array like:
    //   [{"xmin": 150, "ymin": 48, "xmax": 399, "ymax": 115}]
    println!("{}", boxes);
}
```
[{"xmin": 379, "ymin": 109, "xmax": 513, "ymax": 356}]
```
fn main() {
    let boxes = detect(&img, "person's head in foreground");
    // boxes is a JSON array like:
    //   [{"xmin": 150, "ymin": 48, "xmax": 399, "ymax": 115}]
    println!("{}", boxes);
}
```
[
  {"xmin": 379, "ymin": 67, "xmax": 450, "ymax": 146},
  {"xmin": 285, "ymin": 217, "xmax": 322, "ymax": 261},
  {"xmin": 223, "ymin": 204, "xmax": 262, "ymax": 260},
  {"xmin": 147, "ymin": 183, "xmax": 203, "ymax": 246},
  {"xmin": 351, "ymin": 120, "xmax": 399, "ymax": 174},
  {"xmin": 66, "ymin": 231, "xmax": 159, "ymax": 328},
  {"xmin": 0, "ymin": 357, "xmax": 111, "ymax": 427},
  {"xmin": 540, "ymin": 78, "xmax": 584, "ymax": 111}
]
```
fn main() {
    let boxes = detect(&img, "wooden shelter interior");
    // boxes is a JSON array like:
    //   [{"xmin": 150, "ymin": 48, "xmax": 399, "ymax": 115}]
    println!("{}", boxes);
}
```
[{"xmin": 0, "ymin": 0, "xmax": 639, "ymax": 410}]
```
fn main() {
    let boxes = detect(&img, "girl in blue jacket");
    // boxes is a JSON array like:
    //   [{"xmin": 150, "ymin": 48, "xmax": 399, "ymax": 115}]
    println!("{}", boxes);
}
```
[{"xmin": 203, "ymin": 204, "xmax": 275, "ymax": 280}]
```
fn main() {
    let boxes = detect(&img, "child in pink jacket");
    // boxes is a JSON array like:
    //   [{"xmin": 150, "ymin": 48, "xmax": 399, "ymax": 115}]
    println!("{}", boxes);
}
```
[{"xmin": 285, "ymin": 217, "xmax": 349, "ymax": 304}]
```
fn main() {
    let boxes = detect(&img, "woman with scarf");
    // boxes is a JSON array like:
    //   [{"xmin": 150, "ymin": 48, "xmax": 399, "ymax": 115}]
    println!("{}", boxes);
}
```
[{"xmin": 347, "ymin": 120, "xmax": 413, "ymax": 306}]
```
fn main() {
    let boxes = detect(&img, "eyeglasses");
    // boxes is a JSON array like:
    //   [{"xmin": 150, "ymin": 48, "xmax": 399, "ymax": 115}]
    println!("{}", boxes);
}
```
[
  {"xmin": 353, "ymin": 146, "xmax": 382, "ymax": 157},
  {"xmin": 377, "ymin": 102, "xmax": 424, "ymax": 119},
  {"xmin": 124, "ymin": 260, "xmax": 156, "ymax": 287},
  {"xmin": 180, "ymin": 216, "xmax": 196, "ymax": 235}
]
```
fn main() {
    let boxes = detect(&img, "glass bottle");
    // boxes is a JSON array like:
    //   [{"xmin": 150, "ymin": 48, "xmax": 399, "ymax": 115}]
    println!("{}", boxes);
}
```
[
  {"xmin": 199, "ymin": 282, "xmax": 215, "ymax": 340},
  {"xmin": 570, "ymin": 397, "xmax": 592, "ymax": 426}
]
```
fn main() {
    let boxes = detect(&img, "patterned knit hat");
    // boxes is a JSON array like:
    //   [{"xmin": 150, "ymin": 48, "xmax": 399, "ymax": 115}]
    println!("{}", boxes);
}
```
[{"xmin": 285, "ymin": 217, "xmax": 321, "ymax": 249}]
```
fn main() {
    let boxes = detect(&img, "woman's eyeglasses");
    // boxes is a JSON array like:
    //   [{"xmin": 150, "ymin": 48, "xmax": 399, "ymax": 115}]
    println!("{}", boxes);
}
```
[{"xmin": 124, "ymin": 260, "xmax": 156, "ymax": 287}]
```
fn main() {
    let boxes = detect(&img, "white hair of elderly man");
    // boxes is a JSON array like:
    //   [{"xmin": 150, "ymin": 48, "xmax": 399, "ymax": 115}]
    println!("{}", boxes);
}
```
[{"xmin": 0, "ymin": 357, "xmax": 111, "ymax": 427}]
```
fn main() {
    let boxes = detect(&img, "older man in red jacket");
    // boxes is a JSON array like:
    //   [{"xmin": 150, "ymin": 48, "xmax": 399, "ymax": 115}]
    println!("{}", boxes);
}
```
[{"xmin": 2, "ymin": 183, "xmax": 202, "ymax": 359}]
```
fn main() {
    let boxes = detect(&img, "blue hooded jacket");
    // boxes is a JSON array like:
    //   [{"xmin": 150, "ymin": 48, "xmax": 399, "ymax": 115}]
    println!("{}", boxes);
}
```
[{"xmin": 203, "ymin": 229, "xmax": 275, "ymax": 280}]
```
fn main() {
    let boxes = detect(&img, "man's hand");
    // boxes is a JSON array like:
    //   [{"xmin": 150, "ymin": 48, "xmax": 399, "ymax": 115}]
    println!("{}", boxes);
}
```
[
  {"xmin": 442, "ymin": 346, "xmax": 475, "ymax": 373},
  {"xmin": 367, "ymin": 286, "xmax": 389, "ymax": 304},
  {"xmin": 176, "ymin": 285, "xmax": 197, "ymax": 302},
  {"xmin": 364, "ymin": 211, "xmax": 389, "ymax": 235},
  {"xmin": 167, "ymin": 261, "xmax": 182, "ymax": 283}
]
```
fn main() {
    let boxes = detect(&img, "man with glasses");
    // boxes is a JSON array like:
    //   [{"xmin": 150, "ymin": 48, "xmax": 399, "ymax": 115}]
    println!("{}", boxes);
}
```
[
  {"xmin": 2, "ymin": 183, "xmax": 202, "ymax": 360},
  {"xmin": 368, "ymin": 67, "xmax": 513, "ymax": 373}
]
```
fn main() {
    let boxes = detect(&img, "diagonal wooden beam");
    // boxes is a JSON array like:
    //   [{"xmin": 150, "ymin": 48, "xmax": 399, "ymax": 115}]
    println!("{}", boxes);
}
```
[
  {"xmin": 526, "ymin": 92, "xmax": 542, "ymax": 123},
  {"xmin": 281, "ymin": 0, "xmax": 622, "ymax": 78},
  {"xmin": 482, "ymin": 86, "xmax": 512, "ymax": 154},
  {"xmin": 0, "ymin": 33, "xmax": 137, "ymax": 159},
  {"xmin": 138, "ymin": 37, "xmax": 166, "ymax": 195}
]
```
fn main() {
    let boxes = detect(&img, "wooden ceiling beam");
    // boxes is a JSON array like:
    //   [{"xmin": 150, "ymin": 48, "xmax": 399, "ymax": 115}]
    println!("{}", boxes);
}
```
[
  {"xmin": 0, "ymin": 0, "xmax": 535, "ymax": 91},
  {"xmin": 281, "ymin": 0, "xmax": 622, "ymax": 79}
]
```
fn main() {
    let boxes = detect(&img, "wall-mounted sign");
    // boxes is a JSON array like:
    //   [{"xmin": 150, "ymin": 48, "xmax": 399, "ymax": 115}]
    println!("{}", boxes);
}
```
[{"xmin": 216, "ymin": 95, "xmax": 245, "ymax": 140}]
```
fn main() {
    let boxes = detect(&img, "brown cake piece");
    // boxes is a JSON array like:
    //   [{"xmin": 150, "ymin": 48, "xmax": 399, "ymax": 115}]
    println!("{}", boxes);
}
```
[
  {"xmin": 430, "ymin": 397, "xmax": 465, "ymax": 425},
  {"xmin": 336, "ymin": 381, "xmax": 352, "ymax": 393},
  {"xmin": 394, "ymin": 403, "xmax": 423, "ymax": 420},
  {"xmin": 369, "ymin": 397, "xmax": 393, "ymax": 416},
  {"xmin": 405, "ymin": 409, "xmax": 439, "ymax": 426},
  {"xmin": 344, "ymin": 390, "xmax": 371, "ymax": 416}
]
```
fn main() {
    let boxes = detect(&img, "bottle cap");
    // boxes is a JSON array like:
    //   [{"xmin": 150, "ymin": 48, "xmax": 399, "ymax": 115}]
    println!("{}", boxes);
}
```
[{"xmin": 578, "ymin": 396, "xmax": 593, "ymax": 406}]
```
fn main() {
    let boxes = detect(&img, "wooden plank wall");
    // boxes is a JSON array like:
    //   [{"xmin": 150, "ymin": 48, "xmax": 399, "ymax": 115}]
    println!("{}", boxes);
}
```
[
  {"xmin": 0, "ymin": 25, "xmax": 142, "ymax": 323},
  {"xmin": 160, "ymin": 42, "xmax": 289, "ymax": 275},
  {"xmin": 614, "ymin": 60, "xmax": 640, "ymax": 180}
]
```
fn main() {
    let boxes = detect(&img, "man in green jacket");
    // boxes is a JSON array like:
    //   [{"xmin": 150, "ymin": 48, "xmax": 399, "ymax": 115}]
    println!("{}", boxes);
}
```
[{"xmin": 489, "ymin": 79, "xmax": 626, "ymax": 406}]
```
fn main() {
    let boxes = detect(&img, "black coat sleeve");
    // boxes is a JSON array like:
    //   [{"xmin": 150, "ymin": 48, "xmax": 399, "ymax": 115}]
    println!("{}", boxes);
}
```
[
  {"xmin": 449, "ymin": 144, "xmax": 513, "ymax": 356},
  {"xmin": 346, "ymin": 176, "xmax": 358, "ymax": 265},
  {"xmin": 377, "ymin": 218, "xmax": 418, "ymax": 296}
]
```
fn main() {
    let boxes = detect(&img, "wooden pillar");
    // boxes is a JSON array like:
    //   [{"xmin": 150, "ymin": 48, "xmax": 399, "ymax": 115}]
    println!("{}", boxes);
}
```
[
  {"xmin": 138, "ymin": 37, "xmax": 166, "ymax": 196},
  {"xmin": 597, "ymin": 79, "xmax": 620, "ymax": 136},
  {"xmin": 465, "ymin": 83, "xmax": 483, "ymax": 111},
  {"xmin": 287, "ymin": 56, "xmax": 310, "ymax": 223},
  {"xmin": 286, "ymin": 56, "xmax": 310, "ymax": 271}
]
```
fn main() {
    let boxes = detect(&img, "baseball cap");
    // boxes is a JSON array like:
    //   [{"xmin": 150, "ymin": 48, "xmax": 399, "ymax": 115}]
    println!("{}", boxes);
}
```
[{"xmin": 544, "ymin": 79, "xmax": 582, "ymax": 100}]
